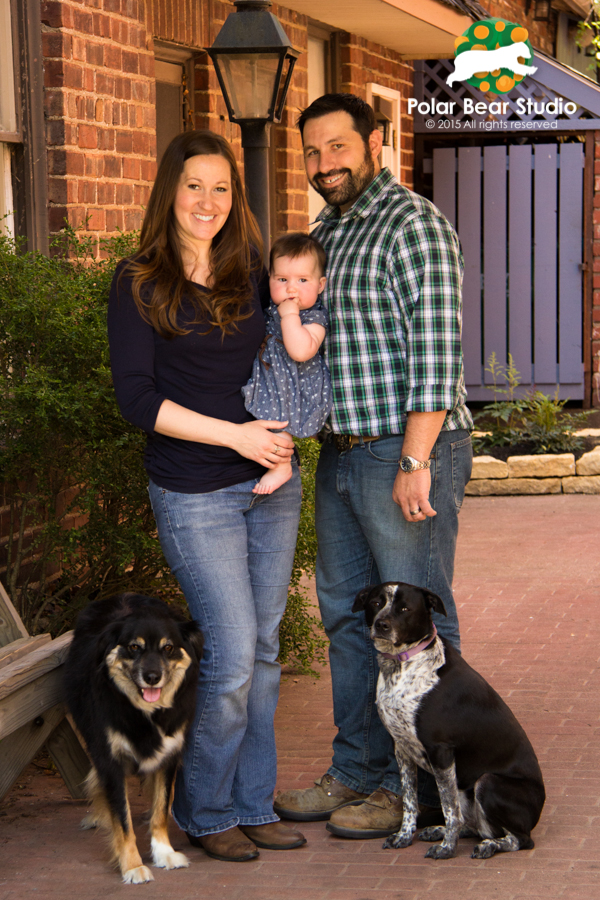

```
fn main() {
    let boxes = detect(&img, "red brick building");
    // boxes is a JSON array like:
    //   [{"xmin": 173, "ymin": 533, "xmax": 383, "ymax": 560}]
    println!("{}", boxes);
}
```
[{"xmin": 1, "ymin": 0, "xmax": 598, "ymax": 405}]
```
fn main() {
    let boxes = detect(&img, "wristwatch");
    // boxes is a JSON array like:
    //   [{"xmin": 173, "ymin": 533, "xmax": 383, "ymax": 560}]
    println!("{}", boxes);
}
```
[{"xmin": 399, "ymin": 455, "xmax": 431, "ymax": 473}]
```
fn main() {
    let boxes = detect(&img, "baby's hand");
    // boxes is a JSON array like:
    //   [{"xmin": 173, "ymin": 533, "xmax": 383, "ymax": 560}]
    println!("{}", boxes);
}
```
[{"xmin": 276, "ymin": 298, "xmax": 301, "ymax": 318}]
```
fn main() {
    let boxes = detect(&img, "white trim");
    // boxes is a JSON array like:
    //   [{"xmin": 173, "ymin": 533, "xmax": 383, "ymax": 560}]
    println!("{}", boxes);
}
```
[
  {"xmin": 0, "ymin": 143, "xmax": 14, "ymax": 237},
  {"xmin": 155, "ymin": 60, "xmax": 183, "ymax": 85},
  {"xmin": 153, "ymin": 40, "xmax": 195, "ymax": 64},
  {"xmin": 366, "ymin": 83, "xmax": 401, "ymax": 182},
  {"xmin": 0, "ymin": 0, "xmax": 17, "ymax": 134}
]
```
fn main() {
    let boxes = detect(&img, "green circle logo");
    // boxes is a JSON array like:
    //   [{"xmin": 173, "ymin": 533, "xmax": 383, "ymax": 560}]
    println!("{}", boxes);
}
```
[{"xmin": 451, "ymin": 18, "xmax": 535, "ymax": 94}]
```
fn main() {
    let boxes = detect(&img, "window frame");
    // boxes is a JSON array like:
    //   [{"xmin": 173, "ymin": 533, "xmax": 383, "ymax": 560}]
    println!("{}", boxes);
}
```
[
  {"xmin": 9, "ymin": 0, "xmax": 48, "ymax": 252},
  {"xmin": 366, "ymin": 82, "xmax": 402, "ymax": 182},
  {"xmin": 0, "ymin": 0, "xmax": 21, "ymax": 143}
]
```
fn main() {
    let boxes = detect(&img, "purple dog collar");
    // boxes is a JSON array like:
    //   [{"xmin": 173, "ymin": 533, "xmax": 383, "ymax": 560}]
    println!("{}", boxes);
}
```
[{"xmin": 380, "ymin": 624, "xmax": 438, "ymax": 663}]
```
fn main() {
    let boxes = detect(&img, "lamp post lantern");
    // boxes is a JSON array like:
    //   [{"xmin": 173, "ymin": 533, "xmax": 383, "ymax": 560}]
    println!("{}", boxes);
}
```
[{"xmin": 207, "ymin": 0, "xmax": 299, "ymax": 256}]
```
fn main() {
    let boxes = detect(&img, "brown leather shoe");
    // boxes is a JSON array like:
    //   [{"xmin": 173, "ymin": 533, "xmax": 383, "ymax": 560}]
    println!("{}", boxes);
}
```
[
  {"xmin": 274, "ymin": 774, "xmax": 369, "ymax": 822},
  {"xmin": 326, "ymin": 787, "xmax": 404, "ymax": 838},
  {"xmin": 239, "ymin": 822, "xmax": 306, "ymax": 850},
  {"xmin": 187, "ymin": 826, "xmax": 259, "ymax": 861},
  {"xmin": 326, "ymin": 789, "xmax": 445, "ymax": 839}
]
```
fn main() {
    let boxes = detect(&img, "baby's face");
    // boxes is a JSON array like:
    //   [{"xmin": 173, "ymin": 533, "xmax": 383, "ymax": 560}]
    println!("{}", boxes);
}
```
[{"xmin": 269, "ymin": 253, "xmax": 326, "ymax": 310}]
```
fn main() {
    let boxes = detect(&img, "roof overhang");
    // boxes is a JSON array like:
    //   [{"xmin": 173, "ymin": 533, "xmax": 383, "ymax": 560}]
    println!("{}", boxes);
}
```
[
  {"xmin": 280, "ymin": 0, "xmax": 476, "ymax": 59},
  {"xmin": 554, "ymin": 0, "xmax": 592, "ymax": 16}
]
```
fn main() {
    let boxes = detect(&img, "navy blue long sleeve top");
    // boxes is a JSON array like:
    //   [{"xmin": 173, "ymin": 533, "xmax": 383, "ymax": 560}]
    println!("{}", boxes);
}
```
[{"xmin": 108, "ymin": 261, "xmax": 270, "ymax": 493}]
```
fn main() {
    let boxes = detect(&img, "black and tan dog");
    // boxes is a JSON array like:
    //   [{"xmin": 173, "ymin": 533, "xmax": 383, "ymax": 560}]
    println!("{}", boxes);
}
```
[
  {"xmin": 65, "ymin": 593, "xmax": 203, "ymax": 883},
  {"xmin": 353, "ymin": 582, "xmax": 545, "ymax": 860}
]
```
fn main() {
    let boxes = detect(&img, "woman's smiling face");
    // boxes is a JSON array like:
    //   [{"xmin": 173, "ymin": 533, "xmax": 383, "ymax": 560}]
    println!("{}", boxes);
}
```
[{"xmin": 173, "ymin": 154, "xmax": 233, "ymax": 251}]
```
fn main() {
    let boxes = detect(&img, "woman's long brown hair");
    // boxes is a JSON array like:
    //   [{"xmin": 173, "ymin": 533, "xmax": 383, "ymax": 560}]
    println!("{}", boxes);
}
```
[{"xmin": 127, "ymin": 130, "xmax": 263, "ymax": 337}]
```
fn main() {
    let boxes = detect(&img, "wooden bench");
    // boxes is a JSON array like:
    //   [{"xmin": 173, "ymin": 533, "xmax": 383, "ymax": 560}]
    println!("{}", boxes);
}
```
[{"xmin": 0, "ymin": 583, "xmax": 90, "ymax": 802}]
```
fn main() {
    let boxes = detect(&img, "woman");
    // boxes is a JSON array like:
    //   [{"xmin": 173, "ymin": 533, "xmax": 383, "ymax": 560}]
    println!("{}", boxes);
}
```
[{"xmin": 108, "ymin": 130, "xmax": 305, "ymax": 862}]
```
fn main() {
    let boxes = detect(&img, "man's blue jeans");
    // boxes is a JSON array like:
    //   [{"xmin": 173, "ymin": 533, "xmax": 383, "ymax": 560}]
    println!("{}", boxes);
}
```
[
  {"xmin": 315, "ymin": 430, "xmax": 472, "ymax": 803},
  {"xmin": 148, "ymin": 465, "xmax": 301, "ymax": 836}
]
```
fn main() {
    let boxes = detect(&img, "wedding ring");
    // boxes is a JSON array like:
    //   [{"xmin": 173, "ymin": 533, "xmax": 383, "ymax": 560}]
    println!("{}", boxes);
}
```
[
  {"xmin": 273, "ymin": 444, "xmax": 280, "ymax": 455},
  {"xmin": 410, "ymin": 508, "xmax": 421, "ymax": 515}
]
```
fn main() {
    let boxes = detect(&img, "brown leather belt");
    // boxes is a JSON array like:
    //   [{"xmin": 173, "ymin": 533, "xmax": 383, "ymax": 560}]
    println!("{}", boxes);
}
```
[{"xmin": 332, "ymin": 434, "xmax": 380, "ymax": 453}]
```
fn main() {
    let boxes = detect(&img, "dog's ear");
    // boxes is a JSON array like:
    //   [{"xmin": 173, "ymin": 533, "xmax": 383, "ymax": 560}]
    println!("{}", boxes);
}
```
[
  {"xmin": 352, "ymin": 588, "xmax": 372, "ymax": 614},
  {"xmin": 96, "ymin": 620, "xmax": 125, "ymax": 668},
  {"xmin": 423, "ymin": 590, "xmax": 447, "ymax": 617},
  {"xmin": 353, "ymin": 587, "xmax": 379, "ymax": 627},
  {"xmin": 178, "ymin": 619, "xmax": 204, "ymax": 662}
]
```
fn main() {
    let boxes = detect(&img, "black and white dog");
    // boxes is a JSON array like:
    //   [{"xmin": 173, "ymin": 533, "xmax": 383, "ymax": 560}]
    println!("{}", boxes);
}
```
[
  {"xmin": 65, "ymin": 593, "xmax": 203, "ymax": 883},
  {"xmin": 353, "ymin": 582, "xmax": 545, "ymax": 860}
]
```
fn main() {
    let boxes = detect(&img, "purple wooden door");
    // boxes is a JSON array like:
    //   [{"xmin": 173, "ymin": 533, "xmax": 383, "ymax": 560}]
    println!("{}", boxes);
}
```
[{"xmin": 433, "ymin": 143, "xmax": 585, "ymax": 401}]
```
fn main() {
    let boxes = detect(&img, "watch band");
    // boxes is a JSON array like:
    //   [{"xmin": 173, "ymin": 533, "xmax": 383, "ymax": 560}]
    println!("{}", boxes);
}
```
[{"xmin": 399, "ymin": 455, "xmax": 432, "ymax": 473}]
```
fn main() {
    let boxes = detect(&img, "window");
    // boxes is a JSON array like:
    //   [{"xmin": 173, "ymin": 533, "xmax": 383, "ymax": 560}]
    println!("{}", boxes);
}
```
[
  {"xmin": 556, "ymin": 13, "xmax": 598, "ymax": 84},
  {"xmin": 0, "ymin": 0, "xmax": 17, "ymax": 236},
  {"xmin": 0, "ymin": 145, "xmax": 14, "ymax": 236},
  {"xmin": 2, "ymin": 0, "xmax": 48, "ymax": 250},
  {"xmin": 154, "ymin": 43, "xmax": 195, "ymax": 165},
  {"xmin": 366, "ymin": 83, "xmax": 401, "ymax": 182}
]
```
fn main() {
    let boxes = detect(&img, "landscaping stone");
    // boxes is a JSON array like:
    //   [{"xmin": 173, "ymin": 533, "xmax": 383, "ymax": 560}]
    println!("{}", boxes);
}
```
[
  {"xmin": 470, "ymin": 455, "xmax": 508, "ymax": 479},
  {"xmin": 507, "ymin": 453, "xmax": 575, "ymax": 478},
  {"xmin": 562, "ymin": 475, "xmax": 600, "ymax": 494},
  {"xmin": 465, "ymin": 477, "xmax": 562, "ymax": 496},
  {"xmin": 576, "ymin": 447, "xmax": 600, "ymax": 476}
]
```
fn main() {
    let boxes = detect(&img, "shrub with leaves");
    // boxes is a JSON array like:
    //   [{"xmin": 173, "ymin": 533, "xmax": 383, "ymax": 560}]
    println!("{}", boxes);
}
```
[
  {"xmin": 473, "ymin": 353, "xmax": 592, "ymax": 455},
  {"xmin": 0, "ymin": 229, "xmax": 326, "ymax": 673},
  {"xmin": 279, "ymin": 437, "xmax": 327, "ymax": 675}
]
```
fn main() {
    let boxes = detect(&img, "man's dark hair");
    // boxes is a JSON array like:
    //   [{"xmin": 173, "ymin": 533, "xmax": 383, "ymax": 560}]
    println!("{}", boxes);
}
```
[
  {"xmin": 297, "ymin": 93, "xmax": 377, "ymax": 145},
  {"xmin": 269, "ymin": 232, "xmax": 326, "ymax": 276}
]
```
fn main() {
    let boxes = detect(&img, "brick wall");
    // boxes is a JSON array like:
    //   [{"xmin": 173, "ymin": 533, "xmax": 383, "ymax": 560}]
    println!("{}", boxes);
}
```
[
  {"xmin": 482, "ymin": 0, "xmax": 555, "ymax": 53},
  {"xmin": 145, "ymin": 0, "xmax": 205, "ymax": 47},
  {"xmin": 41, "ymin": 0, "xmax": 156, "ymax": 249},
  {"xmin": 271, "ymin": 5, "xmax": 309, "ymax": 235}
]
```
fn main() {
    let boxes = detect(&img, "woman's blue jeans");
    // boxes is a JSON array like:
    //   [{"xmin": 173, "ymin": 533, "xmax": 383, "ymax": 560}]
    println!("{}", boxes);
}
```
[
  {"xmin": 314, "ymin": 430, "xmax": 472, "ymax": 804},
  {"xmin": 148, "ymin": 465, "xmax": 301, "ymax": 837}
]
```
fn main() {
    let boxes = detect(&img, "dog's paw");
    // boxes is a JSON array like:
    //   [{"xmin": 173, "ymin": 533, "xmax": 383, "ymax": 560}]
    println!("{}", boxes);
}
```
[
  {"xmin": 472, "ymin": 840, "xmax": 497, "ymax": 859},
  {"xmin": 424, "ymin": 843, "xmax": 456, "ymax": 860},
  {"xmin": 122, "ymin": 865, "xmax": 155, "ymax": 884},
  {"xmin": 418, "ymin": 826, "xmax": 446, "ymax": 842},
  {"xmin": 80, "ymin": 813, "xmax": 99, "ymax": 830},
  {"xmin": 151, "ymin": 839, "xmax": 190, "ymax": 870},
  {"xmin": 383, "ymin": 832, "xmax": 413, "ymax": 850}
]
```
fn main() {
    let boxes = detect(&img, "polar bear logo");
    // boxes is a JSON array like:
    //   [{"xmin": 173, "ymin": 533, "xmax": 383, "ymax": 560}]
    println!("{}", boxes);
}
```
[{"xmin": 447, "ymin": 41, "xmax": 537, "ymax": 87}]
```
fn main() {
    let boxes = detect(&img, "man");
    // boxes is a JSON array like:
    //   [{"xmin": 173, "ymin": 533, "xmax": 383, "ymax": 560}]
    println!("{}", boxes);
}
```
[{"xmin": 274, "ymin": 94, "xmax": 473, "ymax": 839}]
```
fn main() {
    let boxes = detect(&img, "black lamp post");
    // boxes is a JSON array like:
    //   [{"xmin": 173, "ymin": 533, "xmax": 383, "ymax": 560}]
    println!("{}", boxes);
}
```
[{"xmin": 207, "ymin": 0, "xmax": 299, "ymax": 255}]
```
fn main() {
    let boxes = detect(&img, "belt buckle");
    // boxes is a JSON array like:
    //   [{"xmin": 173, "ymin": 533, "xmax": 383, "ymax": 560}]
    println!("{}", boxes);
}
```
[{"xmin": 333, "ymin": 434, "xmax": 352, "ymax": 453}]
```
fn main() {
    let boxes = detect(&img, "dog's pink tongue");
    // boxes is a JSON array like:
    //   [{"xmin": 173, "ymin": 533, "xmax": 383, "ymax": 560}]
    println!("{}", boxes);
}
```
[{"xmin": 143, "ymin": 687, "xmax": 161, "ymax": 703}]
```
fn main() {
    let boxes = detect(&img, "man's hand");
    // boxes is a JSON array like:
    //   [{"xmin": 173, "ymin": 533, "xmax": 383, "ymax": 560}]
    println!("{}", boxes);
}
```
[
  {"xmin": 393, "ymin": 410, "xmax": 446, "ymax": 522},
  {"xmin": 393, "ymin": 468, "xmax": 436, "ymax": 522}
]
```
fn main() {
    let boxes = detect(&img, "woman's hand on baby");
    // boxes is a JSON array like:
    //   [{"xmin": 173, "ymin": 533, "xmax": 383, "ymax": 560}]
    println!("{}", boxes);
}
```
[{"xmin": 232, "ymin": 420, "xmax": 294, "ymax": 468}]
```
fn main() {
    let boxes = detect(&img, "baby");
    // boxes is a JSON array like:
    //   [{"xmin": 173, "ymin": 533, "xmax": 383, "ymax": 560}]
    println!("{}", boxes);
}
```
[{"xmin": 243, "ymin": 232, "xmax": 332, "ymax": 494}]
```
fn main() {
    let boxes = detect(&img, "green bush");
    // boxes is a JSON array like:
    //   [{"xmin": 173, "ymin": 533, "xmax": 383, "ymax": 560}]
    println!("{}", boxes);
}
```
[
  {"xmin": 280, "ymin": 437, "xmax": 327, "ymax": 674},
  {"xmin": 473, "ymin": 353, "xmax": 592, "ymax": 455},
  {"xmin": 0, "ymin": 230, "xmax": 326, "ymax": 672}
]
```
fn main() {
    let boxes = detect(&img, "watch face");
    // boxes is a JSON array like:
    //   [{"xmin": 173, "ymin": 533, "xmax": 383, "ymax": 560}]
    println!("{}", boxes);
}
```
[{"xmin": 400, "ymin": 457, "xmax": 413, "ymax": 473}]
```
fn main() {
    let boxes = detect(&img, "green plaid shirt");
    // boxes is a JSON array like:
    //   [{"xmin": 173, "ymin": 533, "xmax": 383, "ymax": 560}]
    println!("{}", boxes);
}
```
[{"xmin": 313, "ymin": 168, "xmax": 472, "ymax": 435}]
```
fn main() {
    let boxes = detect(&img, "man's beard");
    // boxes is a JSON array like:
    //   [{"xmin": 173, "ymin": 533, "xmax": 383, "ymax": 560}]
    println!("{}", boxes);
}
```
[{"xmin": 309, "ymin": 149, "xmax": 375, "ymax": 209}]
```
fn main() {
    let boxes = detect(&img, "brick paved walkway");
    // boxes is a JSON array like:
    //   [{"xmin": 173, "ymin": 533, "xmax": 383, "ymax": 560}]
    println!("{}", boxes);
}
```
[{"xmin": 1, "ymin": 495, "xmax": 599, "ymax": 900}]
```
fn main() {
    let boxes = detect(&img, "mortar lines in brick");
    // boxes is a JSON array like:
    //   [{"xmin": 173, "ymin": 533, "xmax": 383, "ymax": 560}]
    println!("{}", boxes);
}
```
[{"xmin": 42, "ymin": 0, "xmax": 156, "ymax": 250}]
